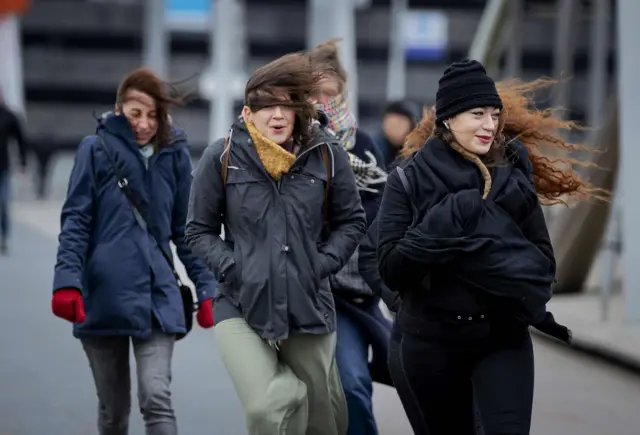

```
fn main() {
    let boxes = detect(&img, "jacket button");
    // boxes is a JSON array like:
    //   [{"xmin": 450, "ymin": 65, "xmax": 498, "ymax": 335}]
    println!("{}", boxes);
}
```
[
  {"xmin": 282, "ymin": 245, "xmax": 290, "ymax": 252},
  {"xmin": 468, "ymin": 316, "xmax": 473, "ymax": 320},
  {"xmin": 457, "ymin": 315, "xmax": 462, "ymax": 320}
]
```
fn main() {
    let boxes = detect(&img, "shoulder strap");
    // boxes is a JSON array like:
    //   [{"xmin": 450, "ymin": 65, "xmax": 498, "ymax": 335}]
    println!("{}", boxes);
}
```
[
  {"xmin": 396, "ymin": 166, "xmax": 411, "ymax": 196},
  {"xmin": 221, "ymin": 136, "xmax": 230, "ymax": 187},
  {"xmin": 321, "ymin": 143, "xmax": 332, "ymax": 224},
  {"xmin": 396, "ymin": 166, "xmax": 419, "ymax": 223},
  {"xmin": 93, "ymin": 133, "xmax": 184, "ymax": 287}
]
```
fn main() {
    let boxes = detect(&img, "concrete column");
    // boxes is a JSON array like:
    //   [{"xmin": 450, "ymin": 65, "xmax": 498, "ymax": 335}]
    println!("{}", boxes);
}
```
[
  {"xmin": 617, "ymin": 0, "xmax": 640, "ymax": 324},
  {"xmin": 0, "ymin": 14, "xmax": 25, "ymax": 116},
  {"xmin": 209, "ymin": 0, "xmax": 237, "ymax": 143},
  {"xmin": 307, "ymin": 0, "xmax": 334, "ymax": 49},
  {"xmin": 142, "ymin": 0, "xmax": 168, "ymax": 79},
  {"xmin": 386, "ymin": 0, "xmax": 408, "ymax": 101},
  {"xmin": 504, "ymin": 0, "xmax": 523, "ymax": 78},
  {"xmin": 588, "ymin": 0, "xmax": 611, "ymax": 131},
  {"xmin": 332, "ymin": 0, "xmax": 358, "ymax": 119},
  {"xmin": 552, "ymin": 0, "xmax": 579, "ymax": 120},
  {"xmin": 307, "ymin": 0, "xmax": 359, "ymax": 120}
]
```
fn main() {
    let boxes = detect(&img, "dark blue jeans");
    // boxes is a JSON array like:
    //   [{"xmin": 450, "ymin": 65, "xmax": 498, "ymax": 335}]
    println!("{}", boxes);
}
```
[
  {"xmin": 335, "ymin": 306, "xmax": 379, "ymax": 435},
  {"xmin": 0, "ymin": 171, "xmax": 9, "ymax": 239}
]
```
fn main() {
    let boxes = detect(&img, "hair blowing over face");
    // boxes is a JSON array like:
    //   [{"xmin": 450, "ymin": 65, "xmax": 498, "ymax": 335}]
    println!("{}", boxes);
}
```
[
  {"xmin": 402, "ymin": 78, "xmax": 607, "ymax": 205},
  {"xmin": 308, "ymin": 38, "xmax": 347, "ymax": 92},
  {"xmin": 245, "ymin": 52, "xmax": 322, "ymax": 145},
  {"xmin": 116, "ymin": 67, "xmax": 185, "ymax": 149}
]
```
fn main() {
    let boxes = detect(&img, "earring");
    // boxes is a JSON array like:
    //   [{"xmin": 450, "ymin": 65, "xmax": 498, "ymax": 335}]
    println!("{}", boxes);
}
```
[{"xmin": 444, "ymin": 122, "xmax": 450, "ymax": 130}]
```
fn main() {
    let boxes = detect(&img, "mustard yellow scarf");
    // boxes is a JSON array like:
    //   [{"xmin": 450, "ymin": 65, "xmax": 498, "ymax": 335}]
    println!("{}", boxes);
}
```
[{"xmin": 246, "ymin": 121, "xmax": 296, "ymax": 180}]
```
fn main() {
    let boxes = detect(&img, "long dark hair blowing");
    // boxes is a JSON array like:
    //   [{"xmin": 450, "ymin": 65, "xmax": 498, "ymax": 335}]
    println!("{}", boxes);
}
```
[
  {"xmin": 116, "ymin": 67, "xmax": 185, "ymax": 150},
  {"xmin": 244, "ymin": 52, "xmax": 322, "ymax": 145}
]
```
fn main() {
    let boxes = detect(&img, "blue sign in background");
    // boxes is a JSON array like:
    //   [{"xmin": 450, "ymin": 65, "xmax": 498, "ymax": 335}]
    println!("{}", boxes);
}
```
[
  {"xmin": 403, "ymin": 10, "xmax": 448, "ymax": 61},
  {"xmin": 165, "ymin": 0, "xmax": 212, "ymax": 32},
  {"xmin": 166, "ymin": 0, "xmax": 210, "ymax": 13}
]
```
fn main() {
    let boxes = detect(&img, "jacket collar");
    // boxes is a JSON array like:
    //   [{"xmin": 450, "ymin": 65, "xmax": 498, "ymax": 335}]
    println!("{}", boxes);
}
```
[{"xmin": 96, "ymin": 112, "xmax": 186, "ymax": 153}]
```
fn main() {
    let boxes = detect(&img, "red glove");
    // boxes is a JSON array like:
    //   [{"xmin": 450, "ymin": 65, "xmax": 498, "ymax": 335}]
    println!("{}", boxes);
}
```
[
  {"xmin": 197, "ymin": 298, "xmax": 214, "ymax": 328},
  {"xmin": 52, "ymin": 288, "xmax": 86, "ymax": 323}
]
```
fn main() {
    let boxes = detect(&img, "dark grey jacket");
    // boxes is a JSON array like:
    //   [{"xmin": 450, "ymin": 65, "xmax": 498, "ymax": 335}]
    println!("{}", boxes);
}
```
[{"xmin": 185, "ymin": 117, "xmax": 367, "ymax": 340}]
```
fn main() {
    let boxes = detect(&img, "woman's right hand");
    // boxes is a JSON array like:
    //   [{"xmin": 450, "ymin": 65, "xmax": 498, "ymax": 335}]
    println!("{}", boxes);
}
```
[{"xmin": 51, "ymin": 288, "xmax": 86, "ymax": 323}]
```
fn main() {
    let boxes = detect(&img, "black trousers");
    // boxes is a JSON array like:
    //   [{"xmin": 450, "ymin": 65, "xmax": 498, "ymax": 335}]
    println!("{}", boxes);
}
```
[{"xmin": 388, "ymin": 312, "xmax": 534, "ymax": 435}]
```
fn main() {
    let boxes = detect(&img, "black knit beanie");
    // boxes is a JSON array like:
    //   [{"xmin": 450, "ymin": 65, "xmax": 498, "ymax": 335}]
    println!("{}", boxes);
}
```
[{"xmin": 435, "ymin": 59, "xmax": 502, "ymax": 123}]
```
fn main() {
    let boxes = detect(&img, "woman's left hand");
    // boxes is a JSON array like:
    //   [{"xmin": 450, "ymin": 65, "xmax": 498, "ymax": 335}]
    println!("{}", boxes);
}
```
[{"xmin": 196, "ymin": 298, "xmax": 214, "ymax": 328}]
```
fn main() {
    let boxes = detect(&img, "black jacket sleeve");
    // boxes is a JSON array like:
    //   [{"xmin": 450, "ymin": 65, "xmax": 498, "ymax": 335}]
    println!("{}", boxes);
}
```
[
  {"xmin": 185, "ymin": 139, "xmax": 236, "ymax": 283},
  {"xmin": 376, "ymin": 169, "xmax": 430, "ymax": 293},
  {"xmin": 317, "ymin": 144, "xmax": 367, "ymax": 278},
  {"xmin": 521, "ymin": 203, "xmax": 556, "ymax": 276},
  {"xmin": 359, "ymin": 218, "xmax": 400, "ymax": 311}
]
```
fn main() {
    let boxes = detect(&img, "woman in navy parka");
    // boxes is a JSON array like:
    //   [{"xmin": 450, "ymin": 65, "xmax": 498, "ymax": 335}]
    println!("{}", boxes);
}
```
[{"xmin": 51, "ymin": 68, "xmax": 216, "ymax": 435}]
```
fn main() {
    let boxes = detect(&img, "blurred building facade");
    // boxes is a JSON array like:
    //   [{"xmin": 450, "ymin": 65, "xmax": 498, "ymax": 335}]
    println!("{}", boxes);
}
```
[{"xmin": 17, "ymin": 0, "xmax": 615, "ymax": 152}]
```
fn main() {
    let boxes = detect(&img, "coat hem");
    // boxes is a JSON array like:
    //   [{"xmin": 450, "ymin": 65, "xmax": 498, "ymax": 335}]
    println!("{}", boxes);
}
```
[{"xmin": 73, "ymin": 326, "xmax": 186, "ymax": 340}]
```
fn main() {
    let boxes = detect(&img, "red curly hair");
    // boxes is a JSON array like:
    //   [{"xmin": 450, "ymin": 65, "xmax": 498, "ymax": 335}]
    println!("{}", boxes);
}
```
[{"xmin": 402, "ymin": 78, "xmax": 607, "ymax": 205}]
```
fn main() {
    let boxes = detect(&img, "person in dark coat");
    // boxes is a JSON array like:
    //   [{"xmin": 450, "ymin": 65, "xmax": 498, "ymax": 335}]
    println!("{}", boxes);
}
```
[
  {"xmin": 375, "ymin": 100, "xmax": 419, "ymax": 171},
  {"xmin": 308, "ymin": 38, "xmax": 392, "ymax": 435},
  {"xmin": 376, "ymin": 60, "xmax": 598, "ymax": 435},
  {"xmin": 0, "ymin": 91, "xmax": 28, "ymax": 254},
  {"xmin": 185, "ymin": 52, "xmax": 366, "ymax": 435},
  {"xmin": 51, "ymin": 68, "xmax": 217, "ymax": 435}
]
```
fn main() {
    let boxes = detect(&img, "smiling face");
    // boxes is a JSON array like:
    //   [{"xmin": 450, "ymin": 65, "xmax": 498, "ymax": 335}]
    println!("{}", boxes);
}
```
[
  {"xmin": 446, "ymin": 106, "xmax": 501, "ymax": 155},
  {"xmin": 116, "ymin": 89, "xmax": 158, "ymax": 145},
  {"xmin": 243, "ymin": 102, "xmax": 296, "ymax": 145}
]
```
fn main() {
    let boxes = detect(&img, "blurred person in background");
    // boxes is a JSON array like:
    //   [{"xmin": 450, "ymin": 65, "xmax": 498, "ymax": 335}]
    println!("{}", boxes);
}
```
[
  {"xmin": 51, "ymin": 67, "xmax": 217, "ymax": 435},
  {"xmin": 186, "ymin": 52, "xmax": 366, "ymax": 435},
  {"xmin": 308, "ymin": 38, "xmax": 392, "ymax": 435},
  {"xmin": 377, "ymin": 60, "xmax": 601, "ymax": 435},
  {"xmin": 0, "ymin": 90, "xmax": 28, "ymax": 254},
  {"xmin": 375, "ymin": 100, "xmax": 419, "ymax": 171}
]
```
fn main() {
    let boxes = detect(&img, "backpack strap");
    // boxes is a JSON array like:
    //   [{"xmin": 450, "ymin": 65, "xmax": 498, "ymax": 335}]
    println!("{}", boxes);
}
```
[
  {"xmin": 221, "ymin": 136, "xmax": 230, "ymax": 187},
  {"xmin": 396, "ymin": 166, "xmax": 411, "ymax": 196},
  {"xmin": 321, "ymin": 143, "xmax": 332, "ymax": 224},
  {"xmin": 396, "ymin": 166, "xmax": 419, "ymax": 224}
]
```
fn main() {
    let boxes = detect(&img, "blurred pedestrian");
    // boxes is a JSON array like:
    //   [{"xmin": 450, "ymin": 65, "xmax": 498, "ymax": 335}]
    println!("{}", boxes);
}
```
[
  {"xmin": 308, "ymin": 38, "xmax": 393, "ymax": 435},
  {"xmin": 185, "ymin": 52, "xmax": 366, "ymax": 435},
  {"xmin": 375, "ymin": 100, "xmax": 419, "ymax": 171},
  {"xmin": 377, "ymin": 60, "xmax": 601, "ymax": 435},
  {"xmin": 51, "ymin": 67, "xmax": 217, "ymax": 435},
  {"xmin": 0, "ymin": 91, "xmax": 28, "ymax": 254}
]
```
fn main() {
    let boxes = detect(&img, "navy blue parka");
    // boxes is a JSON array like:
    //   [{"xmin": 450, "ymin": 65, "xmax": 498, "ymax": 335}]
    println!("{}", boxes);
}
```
[{"xmin": 53, "ymin": 113, "xmax": 216, "ymax": 339}]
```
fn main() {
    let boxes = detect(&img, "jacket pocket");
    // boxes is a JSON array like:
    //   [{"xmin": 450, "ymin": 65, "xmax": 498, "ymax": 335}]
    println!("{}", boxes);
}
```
[
  {"xmin": 226, "ymin": 169, "xmax": 271, "ymax": 228},
  {"xmin": 221, "ymin": 245, "xmax": 243, "ymax": 305}
]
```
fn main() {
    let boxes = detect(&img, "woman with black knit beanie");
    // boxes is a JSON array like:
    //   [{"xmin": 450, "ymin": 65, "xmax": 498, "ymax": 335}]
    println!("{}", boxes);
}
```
[{"xmin": 376, "ymin": 59, "xmax": 599, "ymax": 434}]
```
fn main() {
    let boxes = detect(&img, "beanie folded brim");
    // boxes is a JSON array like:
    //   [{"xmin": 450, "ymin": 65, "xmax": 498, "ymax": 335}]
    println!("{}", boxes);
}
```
[{"xmin": 435, "ymin": 94, "xmax": 503, "ymax": 123}]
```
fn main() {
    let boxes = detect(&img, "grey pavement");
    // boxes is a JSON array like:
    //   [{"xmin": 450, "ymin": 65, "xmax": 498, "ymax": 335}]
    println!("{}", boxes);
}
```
[
  {"xmin": 17, "ymin": 152, "xmax": 640, "ymax": 371},
  {"xmin": 1, "ymin": 205, "xmax": 412, "ymax": 435},
  {"xmin": 535, "ymin": 294, "xmax": 640, "ymax": 371},
  {"xmin": 4, "ymin": 160, "xmax": 640, "ymax": 434}
]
